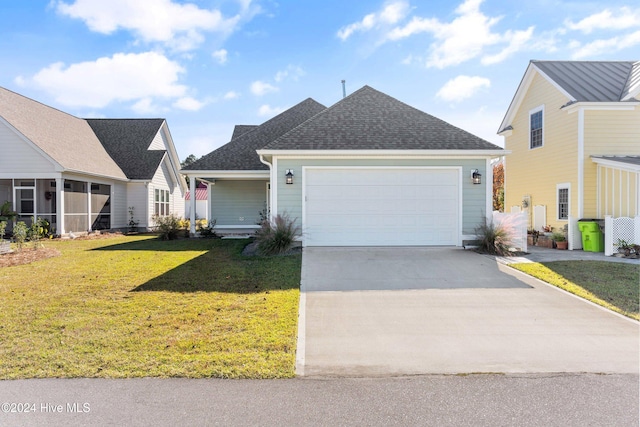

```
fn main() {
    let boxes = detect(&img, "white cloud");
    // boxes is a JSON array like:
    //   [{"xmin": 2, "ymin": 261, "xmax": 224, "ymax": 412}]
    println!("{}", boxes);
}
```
[
  {"xmin": 274, "ymin": 65, "xmax": 305, "ymax": 82},
  {"xmin": 173, "ymin": 96, "xmax": 206, "ymax": 111},
  {"xmin": 212, "ymin": 49, "xmax": 228, "ymax": 64},
  {"xmin": 388, "ymin": 0, "xmax": 518, "ymax": 68},
  {"xmin": 250, "ymin": 80, "xmax": 278, "ymax": 96},
  {"xmin": 570, "ymin": 30, "xmax": 640, "ymax": 59},
  {"xmin": 224, "ymin": 90, "xmax": 240, "ymax": 99},
  {"xmin": 337, "ymin": 0, "xmax": 410, "ymax": 40},
  {"xmin": 258, "ymin": 104, "xmax": 283, "ymax": 116},
  {"xmin": 55, "ymin": 0, "xmax": 250, "ymax": 51},
  {"xmin": 131, "ymin": 97, "xmax": 160, "ymax": 114},
  {"xmin": 436, "ymin": 75, "xmax": 490, "ymax": 102},
  {"xmin": 565, "ymin": 7, "xmax": 640, "ymax": 34},
  {"xmin": 29, "ymin": 51, "xmax": 187, "ymax": 109},
  {"xmin": 481, "ymin": 27, "xmax": 534, "ymax": 65}
]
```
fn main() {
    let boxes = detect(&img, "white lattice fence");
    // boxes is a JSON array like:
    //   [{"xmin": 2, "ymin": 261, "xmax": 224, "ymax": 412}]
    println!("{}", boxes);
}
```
[
  {"xmin": 493, "ymin": 211, "xmax": 527, "ymax": 252},
  {"xmin": 604, "ymin": 216, "xmax": 640, "ymax": 256}
]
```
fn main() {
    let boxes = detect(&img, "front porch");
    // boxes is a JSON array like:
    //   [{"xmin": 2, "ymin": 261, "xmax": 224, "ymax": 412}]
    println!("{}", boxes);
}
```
[{"xmin": 0, "ymin": 177, "xmax": 112, "ymax": 235}]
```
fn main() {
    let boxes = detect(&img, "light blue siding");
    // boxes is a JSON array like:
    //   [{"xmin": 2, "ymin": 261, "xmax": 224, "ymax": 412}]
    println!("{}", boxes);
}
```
[
  {"xmin": 210, "ymin": 180, "xmax": 268, "ymax": 226},
  {"xmin": 275, "ymin": 158, "xmax": 488, "ymax": 236}
]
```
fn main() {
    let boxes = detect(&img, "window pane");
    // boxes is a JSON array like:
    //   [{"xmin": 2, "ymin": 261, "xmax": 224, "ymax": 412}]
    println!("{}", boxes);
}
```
[
  {"xmin": 558, "ymin": 188, "xmax": 568, "ymax": 219},
  {"xmin": 530, "ymin": 110, "xmax": 543, "ymax": 148}
]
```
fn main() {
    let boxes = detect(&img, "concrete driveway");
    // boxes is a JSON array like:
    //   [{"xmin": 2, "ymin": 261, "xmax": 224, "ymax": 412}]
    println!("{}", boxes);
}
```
[{"xmin": 297, "ymin": 247, "xmax": 639, "ymax": 377}]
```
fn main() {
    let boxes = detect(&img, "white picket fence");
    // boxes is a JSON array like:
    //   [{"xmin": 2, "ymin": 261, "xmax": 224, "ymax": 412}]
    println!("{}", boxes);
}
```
[
  {"xmin": 492, "ymin": 211, "xmax": 528, "ymax": 252},
  {"xmin": 604, "ymin": 216, "xmax": 640, "ymax": 256}
]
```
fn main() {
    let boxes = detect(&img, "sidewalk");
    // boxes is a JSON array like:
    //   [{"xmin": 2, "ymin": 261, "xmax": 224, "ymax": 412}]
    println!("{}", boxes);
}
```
[{"xmin": 498, "ymin": 246, "xmax": 639, "ymax": 265}]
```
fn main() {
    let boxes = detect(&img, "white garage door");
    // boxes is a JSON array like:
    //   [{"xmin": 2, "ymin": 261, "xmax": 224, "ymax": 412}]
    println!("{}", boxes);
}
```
[{"xmin": 304, "ymin": 168, "xmax": 460, "ymax": 246}]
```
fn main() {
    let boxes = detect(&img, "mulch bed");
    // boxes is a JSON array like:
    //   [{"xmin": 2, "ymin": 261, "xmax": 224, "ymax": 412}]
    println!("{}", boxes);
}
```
[{"xmin": 0, "ymin": 247, "xmax": 61, "ymax": 268}]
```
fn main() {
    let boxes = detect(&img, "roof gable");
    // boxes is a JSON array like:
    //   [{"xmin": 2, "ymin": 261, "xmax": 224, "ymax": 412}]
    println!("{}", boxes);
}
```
[
  {"xmin": 184, "ymin": 98, "xmax": 326, "ymax": 171},
  {"xmin": 499, "ymin": 60, "xmax": 639, "ymax": 133},
  {"xmin": 86, "ymin": 119, "xmax": 166, "ymax": 180},
  {"xmin": 0, "ymin": 87, "xmax": 127, "ymax": 180},
  {"xmin": 264, "ymin": 85, "xmax": 501, "ymax": 151}
]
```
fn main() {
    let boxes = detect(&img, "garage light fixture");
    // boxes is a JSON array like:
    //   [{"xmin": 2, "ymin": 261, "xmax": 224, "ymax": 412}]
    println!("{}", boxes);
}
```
[
  {"xmin": 285, "ymin": 169, "xmax": 294, "ymax": 185},
  {"xmin": 471, "ymin": 169, "xmax": 482, "ymax": 185}
]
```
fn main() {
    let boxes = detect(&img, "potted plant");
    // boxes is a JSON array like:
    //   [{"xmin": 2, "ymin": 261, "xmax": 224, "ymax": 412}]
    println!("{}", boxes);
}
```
[{"xmin": 551, "ymin": 231, "xmax": 568, "ymax": 250}]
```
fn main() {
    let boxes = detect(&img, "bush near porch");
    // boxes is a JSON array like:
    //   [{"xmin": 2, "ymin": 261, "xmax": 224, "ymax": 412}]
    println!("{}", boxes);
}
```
[{"xmin": 0, "ymin": 235, "xmax": 301, "ymax": 379}]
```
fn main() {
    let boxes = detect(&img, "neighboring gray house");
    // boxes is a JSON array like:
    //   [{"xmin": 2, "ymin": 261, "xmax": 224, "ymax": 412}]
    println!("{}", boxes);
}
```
[
  {"xmin": 183, "ymin": 85, "xmax": 506, "ymax": 246},
  {"xmin": 0, "ymin": 87, "xmax": 185, "ymax": 235}
]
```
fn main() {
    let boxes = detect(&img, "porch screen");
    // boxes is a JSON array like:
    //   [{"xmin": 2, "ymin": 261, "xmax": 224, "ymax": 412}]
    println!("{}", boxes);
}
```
[
  {"xmin": 91, "ymin": 184, "xmax": 111, "ymax": 230},
  {"xmin": 64, "ymin": 180, "xmax": 88, "ymax": 232}
]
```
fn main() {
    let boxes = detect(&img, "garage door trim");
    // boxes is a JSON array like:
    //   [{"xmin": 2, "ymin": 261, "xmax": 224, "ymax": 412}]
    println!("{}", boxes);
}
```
[{"xmin": 302, "ymin": 166, "xmax": 463, "ymax": 247}]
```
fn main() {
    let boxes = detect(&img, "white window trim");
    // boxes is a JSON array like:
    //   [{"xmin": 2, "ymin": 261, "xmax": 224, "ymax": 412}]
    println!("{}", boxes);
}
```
[
  {"xmin": 556, "ymin": 183, "xmax": 570, "ymax": 221},
  {"xmin": 529, "ymin": 105, "xmax": 544, "ymax": 150}
]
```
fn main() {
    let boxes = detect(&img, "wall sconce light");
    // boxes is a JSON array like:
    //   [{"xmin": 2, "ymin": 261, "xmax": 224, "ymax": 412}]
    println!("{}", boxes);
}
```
[
  {"xmin": 285, "ymin": 169, "xmax": 294, "ymax": 185},
  {"xmin": 471, "ymin": 169, "xmax": 482, "ymax": 185}
]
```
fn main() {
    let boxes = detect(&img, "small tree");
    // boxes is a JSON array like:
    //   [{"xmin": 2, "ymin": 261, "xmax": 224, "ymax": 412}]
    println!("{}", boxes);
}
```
[
  {"xmin": 493, "ymin": 162, "xmax": 504, "ymax": 212},
  {"xmin": 12, "ymin": 221, "xmax": 28, "ymax": 251}
]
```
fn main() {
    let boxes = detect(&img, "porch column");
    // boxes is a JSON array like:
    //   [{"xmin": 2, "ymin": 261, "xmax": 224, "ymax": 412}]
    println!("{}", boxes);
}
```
[
  {"xmin": 189, "ymin": 175, "xmax": 196, "ymax": 236},
  {"xmin": 56, "ymin": 178, "xmax": 65, "ymax": 235},
  {"xmin": 87, "ymin": 181, "xmax": 92, "ymax": 232}
]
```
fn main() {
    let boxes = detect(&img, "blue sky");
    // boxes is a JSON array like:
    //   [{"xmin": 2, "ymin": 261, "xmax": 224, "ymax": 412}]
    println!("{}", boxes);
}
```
[{"xmin": 1, "ymin": 0, "xmax": 639, "ymax": 160}]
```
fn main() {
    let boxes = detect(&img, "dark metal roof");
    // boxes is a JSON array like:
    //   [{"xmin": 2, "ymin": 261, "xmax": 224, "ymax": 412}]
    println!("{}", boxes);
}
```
[
  {"xmin": 533, "ymin": 61, "xmax": 638, "ymax": 102},
  {"xmin": 264, "ymin": 86, "xmax": 502, "ymax": 150},
  {"xmin": 86, "ymin": 119, "xmax": 166, "ymax": 180},
  {"xmin": 231, "ymin": 125, "xmax": 258, "ymax": 140},
  {"xmin": 592, "ymin": 155, "xmax": 640, "ymax": 167},
  {"xmin": 184, "ymin": 98, "xmax": 327, "ymax": 171}
]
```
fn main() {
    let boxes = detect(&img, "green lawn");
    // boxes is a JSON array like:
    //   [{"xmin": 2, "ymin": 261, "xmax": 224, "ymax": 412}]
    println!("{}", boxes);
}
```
[
  {"xmin": 511, "ymin": 261, "xmax": 639, "ymax": 320},
  {"xmin": 0, "ymin": 235, "xmax": 301, "ymax": 379}
]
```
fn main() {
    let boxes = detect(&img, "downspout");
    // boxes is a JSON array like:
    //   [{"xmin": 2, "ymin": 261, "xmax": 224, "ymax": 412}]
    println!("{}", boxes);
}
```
[{"xmin": 259, "ymin": 154, "xmax": 273, "ymax": 219}]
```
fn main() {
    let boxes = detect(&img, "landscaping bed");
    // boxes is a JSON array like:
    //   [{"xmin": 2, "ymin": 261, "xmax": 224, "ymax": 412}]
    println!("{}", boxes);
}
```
[{"xmin": 0, "ymin": 235, "xmax": 301, "ymax": 379}]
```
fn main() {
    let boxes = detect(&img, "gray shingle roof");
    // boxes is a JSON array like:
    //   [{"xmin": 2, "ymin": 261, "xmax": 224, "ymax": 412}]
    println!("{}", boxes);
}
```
[
  {"xmin": 0, "ymin": 87, "xmax": 127, "ymax": 180},
  {"xmin": 264, "ymin": 86, "xmax": 502, "ymax": 150},
  {"xmin": 533, "ymin": 60, "xmax": 639, "ymax": 102},
  {"xmin": 86, "ymin": 119, "xmax": 167, "ymax": 180},
  {"xmin": 184, "ymin": 98, "xmax": 327, "ymax": 171},
  {"xmin": 231, "ymin": 125, "xmax": 258, "ymax": 140}
]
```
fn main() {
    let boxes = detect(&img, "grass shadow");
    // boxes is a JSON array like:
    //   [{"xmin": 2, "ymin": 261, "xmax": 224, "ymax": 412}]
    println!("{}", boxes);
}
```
[
  {"xmin": 92, "ymin": 236, "xmax": 223, "ymax": 252},
  {"xmin": 129, "ymin": 239, "xmax": 302, "ymax": 294}
]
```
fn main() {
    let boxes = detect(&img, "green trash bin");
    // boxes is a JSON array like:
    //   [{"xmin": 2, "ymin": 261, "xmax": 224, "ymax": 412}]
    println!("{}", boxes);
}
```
[{"xmin": 578, "ymin": 220, "xmax": 604, "ymax": 252}]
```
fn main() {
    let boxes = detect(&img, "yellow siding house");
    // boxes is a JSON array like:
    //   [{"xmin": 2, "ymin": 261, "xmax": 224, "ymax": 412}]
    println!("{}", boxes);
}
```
[{"xmin": 498, "ymin": 60, "xmax": 640, "ymax": 248}]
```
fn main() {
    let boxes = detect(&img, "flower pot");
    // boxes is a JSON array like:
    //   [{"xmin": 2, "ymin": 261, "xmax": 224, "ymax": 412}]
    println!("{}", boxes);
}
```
[{"xmin": 555, "ymin": 241, "xmax": 568, "ymax": 250}]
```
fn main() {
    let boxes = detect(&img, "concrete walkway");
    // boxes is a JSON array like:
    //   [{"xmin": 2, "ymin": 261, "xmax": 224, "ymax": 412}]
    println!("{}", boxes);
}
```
[{"xmin": 297, "ymin": 247, "xmax": 639, "ymax": 377}]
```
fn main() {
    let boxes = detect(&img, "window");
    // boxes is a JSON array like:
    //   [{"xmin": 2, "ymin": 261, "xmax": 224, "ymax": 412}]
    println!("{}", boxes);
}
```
[
  {"xmin": 155, "ymin": 189, "xmax": 170, "ymax": 216},
  {"xmin": 557, "ymin": 186, "xmax": 569, "ymax": 220},
  {"xmin": 529, "ymin": 106, "xmax": 543, "ymax": 149}
]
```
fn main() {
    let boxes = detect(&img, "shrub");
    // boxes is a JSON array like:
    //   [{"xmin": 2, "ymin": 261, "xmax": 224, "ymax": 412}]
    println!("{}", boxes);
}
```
[
  {"xmin": 551, "ymin": 232, "xmax": 566, "ymax": 242},
  {"xmin": 198, "ymin": 219, "xmax": 219, "ymax": 238},
  {"xmin": 12, "ymin": 221, "xmax": 28, "ymax": 251},
  {"xmin": 0, "ymin": 220, "xmax": 6, "ymax": 241},
  {"xmin": 152, "ymin": 214, "xmax": 183, "ymax": 240},
  {"xmin": 254, "ymin": 214, "xmax": 300, "ymax": 256},
  {"xmin": 474, "ymin": 218, "xmax": 513, "ymax": 256}
]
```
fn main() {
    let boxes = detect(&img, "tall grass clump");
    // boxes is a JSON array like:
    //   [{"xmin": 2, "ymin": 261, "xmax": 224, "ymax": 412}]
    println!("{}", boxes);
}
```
[
  {"xmin": 255, "ymin": 214, "xmax": 300, "ymax": 255},
  {"xmin": 474, "ymin": 218, "xmax": 513, "ymax": 256}
]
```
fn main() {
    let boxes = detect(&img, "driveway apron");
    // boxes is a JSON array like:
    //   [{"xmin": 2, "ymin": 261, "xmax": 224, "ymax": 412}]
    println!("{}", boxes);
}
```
[{"xmin": 297, "ymin": 247, "xmax": 639, "ymax": 377}]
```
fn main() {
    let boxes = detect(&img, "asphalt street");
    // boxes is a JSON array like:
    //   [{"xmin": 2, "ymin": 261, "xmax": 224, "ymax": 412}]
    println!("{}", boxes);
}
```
[{"xmin": 0, "ymin": 374, "xmax": 638, "ymax": 426}]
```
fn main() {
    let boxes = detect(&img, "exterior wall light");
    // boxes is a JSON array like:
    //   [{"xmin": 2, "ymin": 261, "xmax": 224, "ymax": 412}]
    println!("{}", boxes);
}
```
[
  {"xmin": 285, "ymin": 169, "xmax": 294, "ymax": 185},
  {"xmin": 471, "ymin": 169, "xmax": 482, "ymax": 185}
]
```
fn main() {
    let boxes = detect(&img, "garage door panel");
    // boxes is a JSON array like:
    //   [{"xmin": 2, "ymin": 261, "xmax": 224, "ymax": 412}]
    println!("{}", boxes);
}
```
[{"xmin": 305, "ymin": 168, "xmax": 459, "ymax": 246}]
